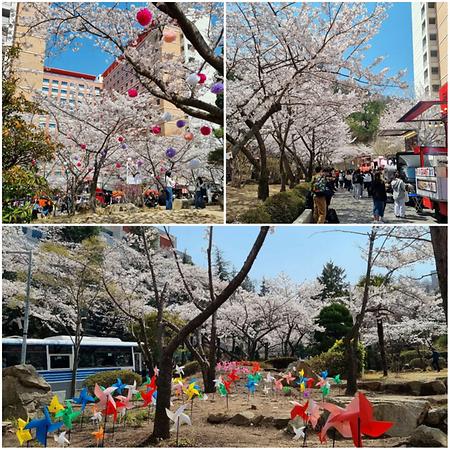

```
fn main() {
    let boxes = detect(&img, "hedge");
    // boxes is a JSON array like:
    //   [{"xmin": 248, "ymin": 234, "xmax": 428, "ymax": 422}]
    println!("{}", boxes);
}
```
[
  {"xmin": 239, "ymin": 184, "xmax": 308, "ymax": 224},
  {"xmin": 83, "ymin": 369, "xmax": 142, "ymax": 392}
]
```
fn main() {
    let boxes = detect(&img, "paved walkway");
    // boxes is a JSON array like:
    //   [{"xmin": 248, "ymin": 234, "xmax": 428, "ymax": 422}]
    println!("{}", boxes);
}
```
[{"xmin": 329, "ymin": 189, "xmax": 439, "ymax": 224}]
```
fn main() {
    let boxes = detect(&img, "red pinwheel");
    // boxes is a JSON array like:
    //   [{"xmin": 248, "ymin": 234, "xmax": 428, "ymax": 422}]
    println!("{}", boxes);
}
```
[
  {"xmin": 251, "ymin": 362, "xmax": 261, "ymax": 374},
  {"xmin": 227, "ymin": 369, "xmax": 239, "ymax": 382},
  {"xmin": 306, "ymin": 378, "xmax": 315, "ymax": 389},
  {"xmin": 223, "ymin": 380, "xmax": 232, "ymax": 393},
  {"xmin": 326, "ymin": 392, "xmax": 393, "ymax": 447},
  {"xmin": 140, "ymin": 389, "xmax": 155, "ymax": 407},
  {"xmin": 104, "ymin": 397, "xmax": 118, "ymax": 422},
  {"xmin": 290, "ymin": 401, "xmax": 309, "ymax": 421},
  {"xmin": 146, "ymin": 375, "xmax": 157, "ymax": 392}
]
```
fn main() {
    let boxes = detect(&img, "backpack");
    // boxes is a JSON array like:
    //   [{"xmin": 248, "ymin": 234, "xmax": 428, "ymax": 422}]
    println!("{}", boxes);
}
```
[
  {"xmin": 326, "ymin": 208, "xmax": 340, "ymax": 224},
  {"xmin": 312, "ymin": 176, "xmax": 327, "ymax": 196}
]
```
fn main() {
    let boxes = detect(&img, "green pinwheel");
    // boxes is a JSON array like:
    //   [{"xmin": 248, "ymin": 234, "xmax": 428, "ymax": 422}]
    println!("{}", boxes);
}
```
[
  {"xmin": 218, "ymin": 383, "xmax": 228, "ymax": 397},
  {"xmin": 55, "ymin": 401, "xmax": 81, "ymax": 430},
  {"xmin": 253, "ymin": 372, "xmax": 263, "ymax": 383},
  {"xmin": 333, "ymin": 374, "xmax": 342, "ymax": 384}
]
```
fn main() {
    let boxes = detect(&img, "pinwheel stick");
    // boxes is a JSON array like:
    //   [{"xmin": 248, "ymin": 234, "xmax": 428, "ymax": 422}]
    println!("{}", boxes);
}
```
[
  {"xmin": 80, "ymin": 410, "xmax": 84, "ymax": 430},
  {"xmin": 190, "ymin": 398, "xmax": 194, "ymax": 419},
  {"xmin": 226, "ymin": 393, "xmax": 229, "ymax": 410},
  {"xmin": 357, "ymin": 417, "xmax": 362, "ymax": 448},
  {"xmin": 101, "ymin": 410, "xmax": 108, "ymax": 447},
  {"xmin": 332, "ymin": 428, "xmax": 336, "ymax": 448},
  {"xmin": 111, "ymin": 417, "xmax": 116, "ymax": 441},
  {"xmin": 44, "ymin": 424, "xmax": 48, "ymax": 448},
  {"xmin": 176, "ymin": 416, "xmax": 180, "ymax": 447},
  {"xmin": 148, "ymin": 405, "xmax": 151, "ymax": 423},
  {"xmin": 302, "ymin": 424, "xmax": 307, "ymax": 448}
]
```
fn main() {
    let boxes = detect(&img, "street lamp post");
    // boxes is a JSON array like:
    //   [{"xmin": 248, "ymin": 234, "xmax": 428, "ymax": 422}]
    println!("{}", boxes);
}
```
[{"xmin": 4, "ymin": 250, "xmax": 33, "ymax": 364}]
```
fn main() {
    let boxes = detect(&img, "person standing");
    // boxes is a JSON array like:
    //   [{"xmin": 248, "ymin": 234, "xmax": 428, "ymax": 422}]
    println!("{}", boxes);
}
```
[
  {"xmin": 345, "ymin": 170, "xmax": 352, "ymax": 191},
  {"xmin": 338, "ymin": 171, "xmax": 345, "ymax": 189},
  {"xmin": 195, "ymin": 177, "xmax": 205, "ymax": 209},
  {"xmin": 371, "ymin": 172, "xmax": 387, "ymax": 223},
  {"xmin": 311, "ymin": 166, "xmax": 327, "ymax": 224},
  {"xmin": 352, "ymin": 169, "xmax": 363, "ymax": 199},
  {"xmin": 391, "ymin": 171, "xmax": 408, "ymax": 218},
  {"xmin": 164, "ymin": 171, "xmax": 174, "ymax": 210},
  {"xmin": 431, "ymin": 348, "xmax": 441, "ymax": 372},
  {"xmin": 363, "ymin": 170, "xmax": 373, "ymax": 197}
]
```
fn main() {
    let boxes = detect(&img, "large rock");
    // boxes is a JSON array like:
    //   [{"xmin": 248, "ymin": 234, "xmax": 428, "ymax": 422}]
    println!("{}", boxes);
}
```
[
  {"xmin": 286, "ymin": 360, "xmax": 318, "ymax": 381},
  {"xmin": 3, "ymin": 365, "xmax": 53, "ymax": 420},
  {"xmin": 104, "ymin": 203, "xmax": 140, "ymax": 214},
  {"xmin": 372, "ymin": 399, "xmax": 430, "ymax": 437},
  {"xmin": 421, "ymin": 381, "xmax": 447, "ymax": 396},
  {"xmin": 408, "ymin": 425, "xmax": 447, "ymax": 447},
  {"xmin": 207, "ymin": 413, "xmax": 231, "ymax": 424},
  {"xmin": 424, "ymin": 408, "xmax": 447, "ymax": 430},
  {"xmin": 229, "ymin": 411, "xmax": 256, "ymax": 426}
]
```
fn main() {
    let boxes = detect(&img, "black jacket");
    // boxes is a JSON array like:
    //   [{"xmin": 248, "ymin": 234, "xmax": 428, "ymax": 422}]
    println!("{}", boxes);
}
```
[{"xmin": 372, "ymin": 180, "xmax": 387, "ymax": 201}]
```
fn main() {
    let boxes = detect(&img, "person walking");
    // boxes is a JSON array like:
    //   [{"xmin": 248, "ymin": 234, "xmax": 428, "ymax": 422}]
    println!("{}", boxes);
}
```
[
  {"xmin": 431, "ymin": 348, "xmax": 441, "ymax": 372},
  {"xmin": 164, "ymin": 171, "xmax": 174, "ymax": 210},
  {"xmin": 311, "ymin": 166, "xmax": 327, "ymax": 224},
  {"xmin": 195, "ymin": 177, "xmax": 205, "ymax": 209},
  {"xmin": 338, "ymin": 171, "xmax": 345, "ymax": 189},
  {"xmin": 363, "ymin": 170, "xmax": 373, "ymax": 197},
  {"xmin": 352, "ymin": 169, "xmax": 363, "ymax": 199},
  {"xmin": 371, "ymin": 172, "xmax": 387, "ymax": 223},
  {"xmin": 391, "ymin": 171, "xmax": 408, "ymax": 218},
  {"xmin": 31, "ymin": 200, "xmax": 41, "ymax": 220},
  {"xmin": 345, "ymin": 170, "xmax": 352, "ymax": 191}
]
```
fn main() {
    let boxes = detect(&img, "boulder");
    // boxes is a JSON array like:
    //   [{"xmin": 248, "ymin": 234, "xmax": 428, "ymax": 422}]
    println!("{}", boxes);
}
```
[
  {"xmin": 273, "ymin": 417, "xmax": 290, "ymax": 429},
  {"xmin": 372, "ymin": 399, "xmax": 430, "ymax": 437},
  {"xmin": 207, "ymin": 413, "xmax": 231, "ymax": 424},
  {"xmin": 3, "ymin": 365, "xmax": 53, "ymax": 420},
  {"xmin": 406, "ymin": 381, "xmax": 423, "ymax": 396},
  {"xmin": 424, "ymin": 408, "xmax": 447, "ymax": 430},
  {"xmin": 260, "ymin": 416, "xmax": 274, "ymax": 428},
  {"xmin": 408, "ymin": 425, "xmax": 447, "ymax": 447},
  {"xmin": 421, "ymin": 380, "xmax": 447, "ymax": 396},
  {"xmin": 104, "ymin": 203, "xmax": 140, "ymax": 214},
  {"xmin": 286, "ymin": 416, "xmax": 304, "ymax": 435},
  {"xmin": 229, "ymin": 411, "xmax": 256, "ymax": 426},
  {"xmin": 358, "ymin": 381, "xmax": 382, "ymax": 392},
  {"xmin": 286, "ymin": 360, "xmax": 317, "ymax": 381}
]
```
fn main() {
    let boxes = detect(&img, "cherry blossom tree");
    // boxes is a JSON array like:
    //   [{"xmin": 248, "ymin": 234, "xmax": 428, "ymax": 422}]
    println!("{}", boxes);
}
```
[
  {"xmin": 25, "ymin": 2, "xmax": 223, "ymax": 124},
  {"xmin": 227, "ymin": 2, "xmax": 407, "ymax": 199}
]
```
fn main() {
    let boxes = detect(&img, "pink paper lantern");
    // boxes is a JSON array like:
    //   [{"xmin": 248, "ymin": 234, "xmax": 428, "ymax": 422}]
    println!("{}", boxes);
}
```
[
  {"xmin": 163, "ymin": 29, "xmax": 177, "ymax": 43},
  {"xmin": 116, "ymin": 163, "xmax": 122, "ymax": 169},
  {"xmin": 77, "ymin": 162, "xmax": 82, "ymax": 167},
  {"xmin": 117, "ymin": 136, "xmax": 124, "ymax": 142},
  {"xmin": 151, "ymin": 125, "xmax": 161, "ymax": 135},
  {"xmin": 184, "ymin": 132, "xmax": 194, "ymax": 141},
  {"xmin": 136, "ymin": 8, "xmax": 152, "ymax": 26},
  {"xmin": 200, "ymin": 126, "xmax": 211, "ymax": 136},
  {"xmin": 198, "ymin": 73, "xmax": 207, "ymax": 84},
  {"xmin": 128, "ymin": 88, "xmax": 138, "ymax": 98},
  {"xmin": 80, "ymin": 144, "xmax": 87, "ymax": 150}
]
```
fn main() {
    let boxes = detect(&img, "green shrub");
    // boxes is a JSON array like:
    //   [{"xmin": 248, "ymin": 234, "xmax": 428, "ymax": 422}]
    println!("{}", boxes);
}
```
[
  {"xmin": 239, "ymin": 205, "xmax": 271, "ymax": 223},
  {"xmin": 309, "ymin": 339, "xmax": 365, "ymax": 377},
  {"xmin": 292, "ymin": 182, "xmax": 311, "ymax": 198},
  {"xmin": 264, "ymin": 356, "xmax": 297, "ymax": 369},
  {"xmin": 83, "ymin": 369, "xmax": 141, "ymax": 392},
  {"xmin": 399, "ymin": 350, "xmax": 421, "ymax": 366},
  {"xmin": 183, "ymin": 360, "xmax": 200, "ymax": 377},
  {"xmin": 409, "ymin": 358, "xmax": 428, "ymax": 370},
  {"xmin": 264, "ymin": 191, "xmax": 305, "ymax": 223}
]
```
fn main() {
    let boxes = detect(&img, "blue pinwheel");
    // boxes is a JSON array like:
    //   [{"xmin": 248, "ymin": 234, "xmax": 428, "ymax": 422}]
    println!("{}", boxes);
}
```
[
  {"xmin": 72, "ymin": 387, "xmax": 95, "ymax": 411},
  {"xmin": 24, "ymin": 406, "xmax": 63, "ymax": 446},
  {"xmin": 320, "ymin": 370, "xmax": 329, "ymax": 379},
  {"xmin": 245, "ymin": 378, "xmax": 257, "ymax": 394},
  {"xmin": 112, "ymin": 378, "xmax": 127, "ymax": 395}
]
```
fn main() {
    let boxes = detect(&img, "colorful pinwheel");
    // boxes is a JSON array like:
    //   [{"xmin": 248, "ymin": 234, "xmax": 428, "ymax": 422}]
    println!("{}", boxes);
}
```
[
  {"xmin": 72, "ymin": 387, "xmax": 95, "ymax": 411},
  {"xmin": 55, "ymin": 400, "xmax": 81, "ymax": 430},
  {"xmin": 48, "ymin": 395, "xmax": 65, "ymax": 414},
  {"xmin": 16, "ymin": 418, "xmax": 32, "ymax": 446},
  {"xmin": 24, "ymin": 407, "xmax": 63, "ymax": 446}
]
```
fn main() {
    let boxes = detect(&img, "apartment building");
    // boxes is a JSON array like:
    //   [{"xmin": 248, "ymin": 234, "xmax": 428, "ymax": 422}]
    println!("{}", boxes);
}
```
[
  {"xmin": 436, "ymin": 2, "xmax": 448, "ymax": 86},
  {"xmin": 411, "ymin": 2, "xmax": 445, "ymax": 97}
]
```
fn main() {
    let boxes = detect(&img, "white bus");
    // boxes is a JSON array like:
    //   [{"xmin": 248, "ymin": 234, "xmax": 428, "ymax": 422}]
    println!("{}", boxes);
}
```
[{"xmin": 2, "ymin": 336, "xmax": 142, "ymax": 398}]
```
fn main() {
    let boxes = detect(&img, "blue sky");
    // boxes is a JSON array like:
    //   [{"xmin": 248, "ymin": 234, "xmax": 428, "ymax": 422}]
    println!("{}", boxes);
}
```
[
  {"xmin": 167, "ymin": 226, "xmax": 434, "ymax": 287},
  {"xmin": 44, "ymin": 2, "xmax": 414, "ymax": 92}
]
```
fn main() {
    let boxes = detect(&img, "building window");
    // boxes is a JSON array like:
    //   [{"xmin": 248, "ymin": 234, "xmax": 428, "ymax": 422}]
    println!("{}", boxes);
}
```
[
  {"xmin": 428, "ymin": 2, "xmax": 435, "ymax": 8},
  {"xmin": 43, "ymin": 78, "xmax": 49, "ymax": 85},
  {"xmin": 425, "ymin": 86, "xmax": 430, "ymax": 94},
  {"xmin": 429, "ymin": 33, "xmax": 437, "ymax": 41},
  {"xmin": 60, "ymin": 89, "xmax": 67, "ymax": 95},
  {"xmin": 431, "ymin": 50, "xmax": 438, "ymax": 57},
  {"xmin": 78, "ymin": 84, "xmax": 84, "ymax": 90},
  {"xmin": 424, "ymin": 68, "xmax": 428, "ymax": 79},
  {"xmin": 49, "ymin": 123, "xmax": 56, "ymax": 130},
  {"xmin": 42, "ymin": 87, "xmax": 49, "ymax": 93},
  {"xmin": 51, "ymin": 88, "xmax": 58, "ymax": 95},
  {"xmin": 423, "ymin": 52, "xmax": 427, "ymax": 63},
  {"xmin": 431, "ymin": 67, "xmax": 439, "ymax": 75},
  {"xmin": 52, "ymin": 80, "xmax": 58, "ymax": 86},
  {"xmin": 60, "ymin": 99, "xmax": 66, "ymax": 106},
  {"xmin": 422, "ymin": 20, "xmax": 426, "ymax": 32},
  {"xmin": 422, "ymin": 36, "xmax": 427, "ymax": 47},
  {"xmin": 421, "ymin": 5, "xmax": 425, "ymax": 16},
  {"xmin": 429, "ymin": 17, "xmax": 436, "ymax": 25},
  {"xmin": 61, "ymin": 81, "xmax": 68, "ymax": 86},
  {"xmin": 432, "ymin": 84, "xmax": 439, "ymax": 92},
  {"xmin": 95, "ymin": 87, "xmax": 100, "ymax": 95},
  {"xmin": 78, "ymin": 92, "xmax": 84, "ymax": 97}
]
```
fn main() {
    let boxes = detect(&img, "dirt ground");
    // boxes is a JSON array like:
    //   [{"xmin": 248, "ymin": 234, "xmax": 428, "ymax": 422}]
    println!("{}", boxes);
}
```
[
  {"xmin": 362, "ymin": 369, "xmax": 448, "ymax": 382},
  {"xmin": 5, "ymin": 370, "xmax": 444, "ymax": 448},
  {"xmin": 226, "ymin": 184, "xmax": 283, "ymax": 223},
  {"xmin": 34, "ymin": 205, "xmax": 224, "ymax": 225}
]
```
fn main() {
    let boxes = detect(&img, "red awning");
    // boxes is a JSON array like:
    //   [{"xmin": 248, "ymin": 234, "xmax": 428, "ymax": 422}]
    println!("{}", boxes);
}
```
[{"xmin": 397, "ymin": 100, "xmax": 445, "ymax": 122}]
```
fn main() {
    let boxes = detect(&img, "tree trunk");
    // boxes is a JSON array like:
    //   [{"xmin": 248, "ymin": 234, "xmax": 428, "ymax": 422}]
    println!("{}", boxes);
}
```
[
  {"xmin": 430, "ymin": 227, "xmax": 447, "ymax": 322},
  {"xmin": 205, "ymin": 313, "xmax": 217, "ymax": 393},
  {"xmin": 255, "ymin": 131, "xmax": 269, "ymax": 201},
  {"xmin": 151, "ymin": 354, "xmax": 173, "ymax": 440},
  {"xmin": 377, "ymin": 318, "xmax": 388, "ymax": 377},
  {"xmin": 70, "ymin": 344, "xmax": 79, "ymax": 398},
  {"xmin": 345, "ymin": 337, "xmax": 359, "ymax": 395},
  {"xmin": 280, "ymin": 149, "xmax": 286, "ymax": 192},
  {"xmin": 89, "ymin": 169, "xmax": 101, "ymax": 212}
]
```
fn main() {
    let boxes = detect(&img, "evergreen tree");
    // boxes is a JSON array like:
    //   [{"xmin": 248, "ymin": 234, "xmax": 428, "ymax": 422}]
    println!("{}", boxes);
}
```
[
  {"xmin": 214, "ymin": 248, "xmax": 231, "ymax": 281},
  {"xmin": 259, "ymin": 277, "xmax": 269, "ymax": 296},
  {"xmin": 316, "ymin": 261, "xmax": 349, "ymax": 301}
]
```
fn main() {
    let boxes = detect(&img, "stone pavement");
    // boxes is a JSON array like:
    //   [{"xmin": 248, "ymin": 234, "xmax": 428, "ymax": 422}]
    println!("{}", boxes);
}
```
[{"xmin": 328, "ymin": 189, "xmax": 439, "ymax": 224}]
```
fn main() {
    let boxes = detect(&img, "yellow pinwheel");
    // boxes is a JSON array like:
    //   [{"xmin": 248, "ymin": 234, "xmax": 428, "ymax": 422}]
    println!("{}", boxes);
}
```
[
  {"xmin": 183, "ymin": 382, "xmax": 199, "ymax": 400},
  {"xmin": 16, "ymin": 418, "xmax": 32, "ymax": 446},
  {"xmin": 299, "ymin": 382, "xmax": 305, "ymax": 393},
  {"xmin": 48, "ymin": 395, "xmax": 65, "ymax": 414},
  {"xmin": 172, "ymin": 376, "xmax": 185, "ymax": 386},
  {"xmin": 299, "ymin": 369, "xmax": 304, "ymax": 378}
]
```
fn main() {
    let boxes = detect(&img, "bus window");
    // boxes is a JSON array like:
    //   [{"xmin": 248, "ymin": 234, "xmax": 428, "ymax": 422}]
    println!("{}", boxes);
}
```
[
  {"xmin": 113, "ymin": 348, "xmax": 133, "ymax": 367},
  {"xmin": 2, "ymin": 345, "xmax": 21, "ymax": 368},
  {"xmin": 2, "ymin": 344, "xmax": 47, "ymax": 370},
  {"xmin": 87, "ymin": 346, "xmax": 133, "ymax": 367},
  {"xmin": 50, "ymin": 355, "xmax": 71, "ymax": 369},
  {"xmin": 78, "ymin": 351, "xmax": 96, "ymax": 368}
]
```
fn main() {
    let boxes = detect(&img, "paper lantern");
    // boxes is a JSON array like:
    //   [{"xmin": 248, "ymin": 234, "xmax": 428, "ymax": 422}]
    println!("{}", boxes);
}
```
[
  {"xmin": 176, "ymin": 119, "xmax": 186, "ymax": 128},
  {"xmin": 101, "ymin": 150, "xmax": 107, "ymax": 157},
  {"xmin": 137, "ymin": 159, "xmax": 144, "ymax": 166},
  {"xmin": 121, "ymin": 143, "xmax": 128, "ymax": 150},
  {"xmin": 186, "ymin": 73, "xmax": 200, "ymax": 86},
  {"xmin": 163, "ymin": 29, "xmax": 177, "ymax": 43},
  {"xmin": 160, "ymin": 166, "xmax": 167, "ymax": 173},
  {"xmin": 211, "ymin": 82, "xmax": 224, "ymax": 94},
  {"xmin": 151, "ymin": 125, "xmax": 161, "ymax": 135},
  {"xmin": 128, "ymin": 88, "xmax": 138, "ymax": 98},
  {"xmin": 77, "ymin": 162, "xmax": 82, "ymax": 167},
  {"xmin": 117, "ymin": 136, "xmax": 124, "ymax": 142},
  {"xmin": 161, "ymin": 112, "xmax": 172, "ymax": 122},
  {"xmin": 200, "ymin": 126, "xmax": 211, "ymax": 136},
  {"xmin": 184, "ymin": 132, "xmax": 194, "ymax": 141},
  {"xmin": 198, "ymin": 73, "xmax": 207, "ymax": 84},
  {"xmin": 136, "ymin": 8, "xmax": 152, "ymax": 26},
  {"xmin": 80, "ymin": 144, "xmax": 87, "ymax": 150},
  {"xmin": 115, "ymin": 163, "xmax": 122, "ymax": 169},
  {"xmin": 165, "ymin": 147, "xmax": 176, "ymax": 158},
  {"xmin": 31, "ymin": 159, "xmax": 36, "ymax": 166},
  {"xmin": 189, "ymin": 159, "xmax": 200, "ymax": 169}
]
